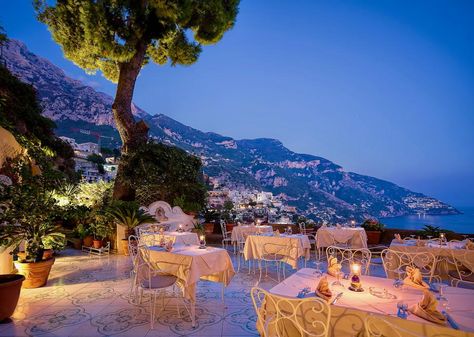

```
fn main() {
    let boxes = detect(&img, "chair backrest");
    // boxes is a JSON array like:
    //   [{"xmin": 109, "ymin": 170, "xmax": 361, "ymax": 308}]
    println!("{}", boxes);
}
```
[
  {"xmin": 251, "ymin": 287, "xmax": 331, "ymax": 337},
  {"xmin": 325, "ymin": 246, "xmax": 372, "ymax": 275},
  {"xmin": 298, "ymin": 222, "xmax": 306, "ymax": 233},
  {"xmin": 447, "ymin": 249, "xmax": 474, "ymax": 285},
  {"xmin": 220, "ymin": 220, "xmax": 229, "ymax": 238},
  {"xmin": 364, "ymin": 315, "xmax": 425, "ymax": 337},
  {"xmin": 128, "ymin": 235, "xmax": 140, "ymax": 260},
  {"xmin": 380, "ymin": 249, "xmax": 437, "ymax": 281},
  {"xmin": 261, "ymin": 240, "xmax": 299, "ymax": 262}
]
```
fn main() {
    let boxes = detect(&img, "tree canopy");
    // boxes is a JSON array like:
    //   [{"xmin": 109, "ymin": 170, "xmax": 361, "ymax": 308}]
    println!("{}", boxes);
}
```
[{"xmin": 35, "ymin": 0, "xmax": 240, "ymax": 82}]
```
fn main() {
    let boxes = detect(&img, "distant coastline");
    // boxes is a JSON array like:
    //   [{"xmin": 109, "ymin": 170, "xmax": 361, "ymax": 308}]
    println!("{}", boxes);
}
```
[{"xmin": 381, "ymin": 206, "xmax": 474, "ymax": 234}]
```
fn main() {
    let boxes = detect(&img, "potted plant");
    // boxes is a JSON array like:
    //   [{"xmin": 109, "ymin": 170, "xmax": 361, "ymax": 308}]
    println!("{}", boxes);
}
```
[
  {"xmin": 70, "ymin": 223, "xmax": 90, "ymax": 249},
  {"xmin": 361, "ymin": 219, "xmax": 385, "ymax": 245},
  {"xmin": 0, "ymin": 178, "xmax": 64, "ymax": 288},
  {"xmin": 107, "ymin": 201, "xmax": 154, "ymax": 255},
  {"xmin": 89, "ymin": 213, "xmax": 114, "ymax": 249}
]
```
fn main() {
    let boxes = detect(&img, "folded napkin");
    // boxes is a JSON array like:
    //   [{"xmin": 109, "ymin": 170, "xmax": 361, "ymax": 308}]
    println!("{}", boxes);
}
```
[
  {"xmin": 403, "ymin": 266, "xmax": 429, "ymax": 289},
  {"xmin": 465, "ymin": 240, "xmax": 474, "ymax": 250},
  {"xmin": 327, "ymin": 256, "xmax": 342, "ymax": 277},
  {"xmin": 416, "ymin": 239, "xmax": 427, "ymax": 247},
  {"xmin": 274, "ymin": 230, "xmax": 280, "ymax": 237},
  {"xmin": 394, "ymin": 233, "xmax": 404, "ymax": 244},
  {"xmin": 409, "ymin": 290, "xmax": 447, "ymax": 325},
  {"xmin": 315, "ymin": 276, "xmax": 332, "ymax": 302}
]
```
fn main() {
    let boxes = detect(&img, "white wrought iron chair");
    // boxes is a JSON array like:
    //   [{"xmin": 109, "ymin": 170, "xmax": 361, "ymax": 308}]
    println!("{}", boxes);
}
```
[
  {"xmin": 325, "ymin": 246, "xmax": 372, "ymax": 275},
  {"xmin": 446, "ymin": 249, "xmax": 474, "ymax": 288},
  {"xmin": 257, "ymin": 241, "xmax": 299, "ymax": 284},
  {"xmin": 364, "ymin": 314, "xmax": 425, "ymax": 337},
  {"xmin": 220, "ymin": 219, "xmax": 233, "ymax": 250},
  {"xmin": 128, "ymin": 235, "xmax": 140, "ymax": 302},
  {"xmin": 138, "ymin": 245, "xmax": 183, "ymax": 329},
  {"xmin": 251, "ymin": 287, "xmax": 331, "ymax": 337},
  {"xmin": 380, "ymin": 248, "xmax": 439, "ymax": 283}
]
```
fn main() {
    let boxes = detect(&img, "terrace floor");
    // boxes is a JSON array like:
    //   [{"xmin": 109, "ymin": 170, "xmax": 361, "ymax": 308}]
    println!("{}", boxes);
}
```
[{"xmin": 0, "ymin": 247, "xmax": 387, "ymax": 337}]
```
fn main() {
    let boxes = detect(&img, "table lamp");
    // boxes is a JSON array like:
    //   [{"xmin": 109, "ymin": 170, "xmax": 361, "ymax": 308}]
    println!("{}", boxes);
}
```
[
  {"xmin": 199, "ymin": 234, "xmax": 206, "ymax": 249},
  {"xmin": 178, "ymin": 224, "xmax": 183, "ymax": 232},
  {"xmin": 351, "ymin": 220, "xmax": 355, "ymax": 228},
  {"xmin": 349, "ymin": 263, "xmax": 363, "ymax": 292}
]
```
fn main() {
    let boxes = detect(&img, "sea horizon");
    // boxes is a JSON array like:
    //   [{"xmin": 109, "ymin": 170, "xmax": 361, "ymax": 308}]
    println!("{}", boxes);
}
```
[{"xmin": 381, "ymin": 206, "xmax": 474, "ymax": 234}]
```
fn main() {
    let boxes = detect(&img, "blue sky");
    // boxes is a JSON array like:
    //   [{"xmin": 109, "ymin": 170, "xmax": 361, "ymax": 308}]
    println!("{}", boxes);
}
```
[{"xmin": 1, "ymin": 1, "xmax": 473, "ymax": 207}]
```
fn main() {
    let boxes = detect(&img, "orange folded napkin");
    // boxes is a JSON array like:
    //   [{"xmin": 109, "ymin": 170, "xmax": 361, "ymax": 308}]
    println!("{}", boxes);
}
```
[
  {"xmin": 315, "ymin": 276, "xmax": 332, "ymax": 302},
  {"xmin": 403, "ymin": 266, "xmax": 429, "ymax": 289},
  {"xmin": 409, "ymin": 290, "xmax": 447, "ymax": 325},
  {"xmin": 394, "ymin": 234, "xmax": 404, "ymax": 244},
  {"xmin": 465, "ymin": 240, "xmax": 474, "ymax": 250},
  {"xmin": 327, "ymin": 256, "xmax": 342, "ymax": 277}
]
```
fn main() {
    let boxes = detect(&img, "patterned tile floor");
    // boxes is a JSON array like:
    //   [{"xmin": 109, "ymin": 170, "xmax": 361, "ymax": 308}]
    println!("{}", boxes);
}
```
[{"xmin": 0, "ymin": 247, "xmax": 387, "ymax": 337}]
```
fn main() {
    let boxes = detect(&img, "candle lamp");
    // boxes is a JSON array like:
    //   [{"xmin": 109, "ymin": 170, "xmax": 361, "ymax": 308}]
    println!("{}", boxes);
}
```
[
  {"xmin": 287, "ymin": 226, "xmax": 292, "ymax": 235},
  {"xmin": 440, "ymin": 233, "xmax": 446, "ymax": 245},
  {"xmin": 199, "ymin": 234, "xmax": 206, "ymax": 249},
  {"xmin": 178, "ymin": 224, "xmax": 183, "ymax": 233},
  {"xmin": 349, "ymin": 263, "xmax": 363, "ymax": 292},
  {"xmin": 351, "ymin": 220, "xmax": 355, "ymax": 228}
]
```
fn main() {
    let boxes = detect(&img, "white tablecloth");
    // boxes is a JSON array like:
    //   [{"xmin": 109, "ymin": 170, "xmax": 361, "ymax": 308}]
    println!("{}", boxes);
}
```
[
  {"xmin": 268, "ymin": 268, "xmax": 474, "ymax": 336},
  {"xmin": 147, "ymin": 245, "xmax": 235, "ymax": 301},
  {"xmin": 316, "ymin": 227, "xmax": 367, "ymax": 248},
  {"xmin": 244, "ymin": 234, "xmax": 311, "ymax": 269},
  {"xmin": 231, "ymin": 225, "xmax": 273, "ymax": 243},
  {"xmin": 141, "ymin": 231, "xmax": 199, "ymax": 246}
]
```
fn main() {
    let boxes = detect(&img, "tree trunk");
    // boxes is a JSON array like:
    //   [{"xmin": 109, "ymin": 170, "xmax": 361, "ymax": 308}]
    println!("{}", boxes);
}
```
[{"xmin": 112, "ymin": 43, "xmax": 149, "ymax": 200}]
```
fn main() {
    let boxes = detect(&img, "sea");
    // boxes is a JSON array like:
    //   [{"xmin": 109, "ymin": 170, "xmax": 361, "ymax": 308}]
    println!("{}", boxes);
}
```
[{"xmin": 381, "ymin": 207, "xmax": 474, "ymax": 234}]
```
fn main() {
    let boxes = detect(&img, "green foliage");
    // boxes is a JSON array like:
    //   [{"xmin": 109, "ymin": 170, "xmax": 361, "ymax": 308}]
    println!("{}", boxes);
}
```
[
  {"xmin": 107, "ymin": 200, "xmax": 154, "ymax": 233},
  {"xmin": 72, "ymin": 223, "xmax": 91, "ymax": 239},
  {"xmin": 88, "ymin": 212, "xmax": 114, "ymax": 240},
  {"xmin": 0, "ymin": 162, "xmax": 64, "ymax": 262},
  {"xmin": 35, "ymin": 0, "xmax": 240, "ymax": 82},
  {"xmin": 124, "ymin": 141, "xmax": 206, "ymax": 210},
  {"xmin": 223, "ymin": 200, "xmax": 234, "ymax": 212},
  {"xmin": 421, "ymin": 225, "xmax": 442, "ymax": 238},
  {"xmin": 0, "ymin": 64, "xmax": 75, "ymax": 179},
  {"xmin": 42, "ymin": 233, "xmax": 66, "ymax": 251},
  {"xmin": 173, "ymin": 195, "xmax": 202, "ymax": 213},
  {"xmin": 361, "ymin": 219, "xmax": 385, "ymax": 232}
]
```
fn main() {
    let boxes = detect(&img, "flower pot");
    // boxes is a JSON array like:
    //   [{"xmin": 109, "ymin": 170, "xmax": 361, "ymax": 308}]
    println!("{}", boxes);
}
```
[
  {"xmin": 14, "ymin": 258, "xmax": 55, "ymax": 288},
  {"xmin": 83, "ymin": 235, "xmax": 94, "ymax": 247},
  {"xmin": 0, "ymin": 274, "xmax": 25, "ymax": 322},
  {"xmin": 42, "ymin": 249, "xmax": 53, "ymax": 260},
  {"xmin": 204, "ymin": 223, "xmax": 214, "ymax": 235},
  {"xmin": 70, "ymin": 238, "xmax": 82, "ymax": 250},
  {"xmin": 93, "ymin": 240, "xmax": 103, "ymax": 249},
  {"xmin": 366, "ymin": 231, "xmax": 382, "ymax": 245}
]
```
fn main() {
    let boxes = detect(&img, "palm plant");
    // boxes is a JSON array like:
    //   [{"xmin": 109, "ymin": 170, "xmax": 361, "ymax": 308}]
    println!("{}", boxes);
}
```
[{"xmin": 107, "ymin": 201, "xmax": 155, "ymax": 238}]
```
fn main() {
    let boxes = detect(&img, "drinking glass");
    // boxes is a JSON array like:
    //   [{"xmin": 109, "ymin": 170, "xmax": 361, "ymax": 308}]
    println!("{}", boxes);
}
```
[
  {"xmin": 314, "ymin": 260, "xmax": 323, "ymax": 277},
  {"xmin": 331, "ymin": 271, "xmax": 345, "ymax": 289}
]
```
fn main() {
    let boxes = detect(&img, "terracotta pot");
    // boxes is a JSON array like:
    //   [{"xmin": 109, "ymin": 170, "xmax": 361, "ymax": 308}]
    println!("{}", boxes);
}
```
[
  {"xmin": 42, "ymin": 249, "xmax": 53, "ymax": 260},
  {"xmin": 70, "ymin": 238, "xmax": 82, "ymax": 250},
  {"xmin": 366, "ymin": 231, "xmax": 382, "ymax": 245},
  {"xmin": 0, "ymin": 274, "xmax": 25, "ymax": 322},
  {"xmin": 92, "ymin": 240, "xmax": 102, "ymax": 249},
  {"xmin": 122, "ymin": 239, "xmax": 129, "ymax": 256},
  {"xmin": 204, "ymin": 223, "xmax": 214, "ymax": 235},
  {"xmin": 14, "ymin": 258, "xmax": 55, "ymax": 288},
  {"xmin": 83, "ymin": 235, "xmax": 94, "ymax": 247}
]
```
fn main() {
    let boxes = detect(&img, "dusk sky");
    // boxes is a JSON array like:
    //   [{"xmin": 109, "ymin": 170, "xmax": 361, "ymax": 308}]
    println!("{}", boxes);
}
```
[{"xmin": 2, "ymin": 1, "xmax": 473, "ymax": 207}]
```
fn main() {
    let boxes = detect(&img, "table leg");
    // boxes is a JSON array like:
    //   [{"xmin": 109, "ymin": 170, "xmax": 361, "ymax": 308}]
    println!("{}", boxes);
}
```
[{"xmin": 191, "ymin": 300, "xmax": 196, "ymax": 327}]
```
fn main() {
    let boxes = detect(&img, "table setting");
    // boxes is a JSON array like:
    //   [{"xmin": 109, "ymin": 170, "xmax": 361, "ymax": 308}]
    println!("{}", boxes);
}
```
[{"xmin": 268, "ymin": 265, "xmax": 474, "ymax": 336}]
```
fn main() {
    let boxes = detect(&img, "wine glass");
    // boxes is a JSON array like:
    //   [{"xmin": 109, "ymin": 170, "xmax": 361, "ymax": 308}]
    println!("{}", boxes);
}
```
[{"xmin": 331, "ymin": 271, "xmax": 345, "ymax": 289}]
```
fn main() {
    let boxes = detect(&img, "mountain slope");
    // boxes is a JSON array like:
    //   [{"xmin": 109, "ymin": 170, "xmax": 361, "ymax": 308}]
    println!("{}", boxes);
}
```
[{"xmin": 2, "ymin": 39, "xmax": 460, "ymax": 221}]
